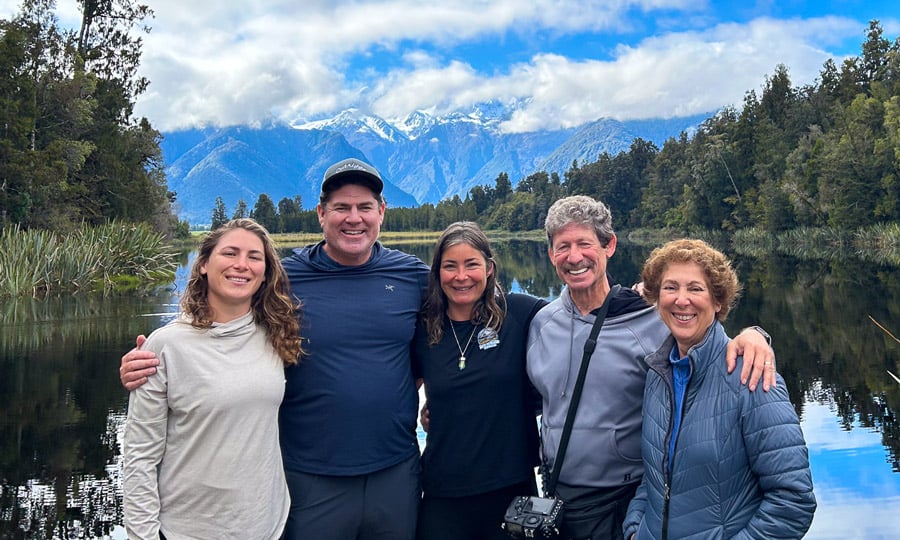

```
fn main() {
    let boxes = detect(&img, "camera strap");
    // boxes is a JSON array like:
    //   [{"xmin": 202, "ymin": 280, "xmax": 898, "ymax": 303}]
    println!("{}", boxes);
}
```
[{"xmin": 544, "ymin": 284, "xmax": 621, "ymax": 497}]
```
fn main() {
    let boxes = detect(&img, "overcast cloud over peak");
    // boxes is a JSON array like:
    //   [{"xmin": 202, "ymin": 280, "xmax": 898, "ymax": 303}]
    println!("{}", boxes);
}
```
[{"xmin": 2, "ymin": 0, "xmax": 898, "ymax": 132}]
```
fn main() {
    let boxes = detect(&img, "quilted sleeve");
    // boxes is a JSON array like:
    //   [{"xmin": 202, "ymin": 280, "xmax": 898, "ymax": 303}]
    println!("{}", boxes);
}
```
[{"xmin": 733, "ymin": 373, "xmax": 816, "ymax": 539}]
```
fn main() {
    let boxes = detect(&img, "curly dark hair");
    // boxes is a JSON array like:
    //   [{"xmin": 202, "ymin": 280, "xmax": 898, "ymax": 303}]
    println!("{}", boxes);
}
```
[
  {"xmin": 640, "ymin": 238, "xmax": 741, "ymax": 321},
  {"xmin": 182, "ymin": 218, "xmax": 303, "ymax": 365},
  {"xmin": 423, "ymin": 222, "xmax": 507, "ymax": 345}
]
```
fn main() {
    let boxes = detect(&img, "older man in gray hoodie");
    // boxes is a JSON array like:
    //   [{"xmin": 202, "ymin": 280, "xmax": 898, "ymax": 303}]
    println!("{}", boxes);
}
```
[{"xmin": 526, "ymin": 195, "xmax": 776, "ymax": 540}]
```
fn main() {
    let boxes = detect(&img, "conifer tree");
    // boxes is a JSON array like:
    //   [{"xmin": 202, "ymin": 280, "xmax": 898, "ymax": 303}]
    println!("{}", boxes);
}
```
[
  {"xmin": 211, "ymin": 197, "xmax": 228, "ymax": 229},
  {"xmin": 232, "ymin": 199, "xmax": 248, "ymax": 219},
  {"xmin": 251, "ymin": 193, "xmax": 278, "ymax": 232}
]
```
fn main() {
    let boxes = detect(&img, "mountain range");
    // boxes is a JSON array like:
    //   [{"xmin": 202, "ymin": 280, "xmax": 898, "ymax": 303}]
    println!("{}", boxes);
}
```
[{"xmin": 161, "ymin": 104, "xmax": 712, "ymax": 225}]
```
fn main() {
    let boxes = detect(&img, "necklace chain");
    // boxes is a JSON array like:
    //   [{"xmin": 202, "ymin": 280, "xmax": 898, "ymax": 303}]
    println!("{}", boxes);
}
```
[{"xmin": 449, "ymin": 320, "xmax": 477, "ymax": 370}]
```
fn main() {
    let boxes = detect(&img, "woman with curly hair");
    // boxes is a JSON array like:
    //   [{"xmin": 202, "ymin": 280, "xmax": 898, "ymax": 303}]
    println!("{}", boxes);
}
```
[
  {"xmin": 623, "ymin": 239, "xmax": 815, "ymax": 539},
  {"xmin": 123, "ymin": 218, "xmax": 303, "ymax": 540}
]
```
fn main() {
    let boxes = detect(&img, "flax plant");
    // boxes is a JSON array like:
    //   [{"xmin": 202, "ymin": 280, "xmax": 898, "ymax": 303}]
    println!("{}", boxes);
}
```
[
  {"xmin": 0, "ymin": 222, "xmax": 178, "ymax": 298},
  {"xmin": 730, "ymin": 228, "xmax": 776, "ymax": 258},
  {"xmin": 0, "ymin": 226, "xmax": 56, "ymax": 296}
]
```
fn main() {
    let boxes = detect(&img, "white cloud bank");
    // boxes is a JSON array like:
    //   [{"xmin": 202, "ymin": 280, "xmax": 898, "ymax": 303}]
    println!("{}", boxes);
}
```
[{"xmin": 1, "ymin": 1, "xmax": 896, "ymax": 131}]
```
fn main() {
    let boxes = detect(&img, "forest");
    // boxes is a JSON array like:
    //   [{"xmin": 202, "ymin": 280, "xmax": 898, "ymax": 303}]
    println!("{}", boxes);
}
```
[
  {"xmin": 1, "ymin": 1, "xmax": 899, "ymax": 246},
  {"xmin": 0, "ymin": 0, "xmax": 182, "ymax": 237}
]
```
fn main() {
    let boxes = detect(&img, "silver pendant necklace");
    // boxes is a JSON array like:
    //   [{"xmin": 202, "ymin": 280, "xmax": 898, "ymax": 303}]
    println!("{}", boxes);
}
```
[{"xmin": 449, "ymin": 320, "xmax": 477, "ymax": 370}]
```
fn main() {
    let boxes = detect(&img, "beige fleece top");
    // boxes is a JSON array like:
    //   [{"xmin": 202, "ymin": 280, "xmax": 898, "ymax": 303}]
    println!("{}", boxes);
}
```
[{"xmin": 123, "ymin": 311, "xmax": 289, "ymax": 540}]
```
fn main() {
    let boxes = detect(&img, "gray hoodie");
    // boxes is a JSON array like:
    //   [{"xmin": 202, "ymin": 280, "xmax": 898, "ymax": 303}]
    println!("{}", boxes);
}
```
[{"xmin": 526, "ymin": 285, "xmax": 668, "ymax": 488}]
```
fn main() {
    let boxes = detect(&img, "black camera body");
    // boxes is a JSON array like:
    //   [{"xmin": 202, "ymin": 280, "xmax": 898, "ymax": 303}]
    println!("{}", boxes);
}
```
[{"xmin": 502, "ymin": 495, "xmax": 564, "ymax": 539}]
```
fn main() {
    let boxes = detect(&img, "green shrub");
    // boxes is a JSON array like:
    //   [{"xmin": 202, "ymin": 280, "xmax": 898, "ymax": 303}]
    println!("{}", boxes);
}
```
[{"xmin": 0, "ymin": 221, "xmax": 178, "ymax": 298}]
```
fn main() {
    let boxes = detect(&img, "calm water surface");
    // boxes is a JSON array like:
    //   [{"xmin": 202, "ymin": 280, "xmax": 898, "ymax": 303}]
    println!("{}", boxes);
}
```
[{"xmin": 1, "ymin": 240, "xmax": 898, "ymax": 539}]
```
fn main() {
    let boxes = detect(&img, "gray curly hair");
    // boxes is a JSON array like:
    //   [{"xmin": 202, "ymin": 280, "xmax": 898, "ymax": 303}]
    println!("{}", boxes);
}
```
[{"xmin": 545, "ymin": 195, "xmax": 615, "ymax": 247}]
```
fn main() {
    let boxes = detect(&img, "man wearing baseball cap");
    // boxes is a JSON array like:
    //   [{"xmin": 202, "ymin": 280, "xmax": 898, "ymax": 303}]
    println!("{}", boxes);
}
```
[
  {"xmin": 277, "ymin": 157, "xmax": 427, "ymax": 538},
  {"xmin": 121, "ymin": 158, "xmax": 428, "ymax": 539}
]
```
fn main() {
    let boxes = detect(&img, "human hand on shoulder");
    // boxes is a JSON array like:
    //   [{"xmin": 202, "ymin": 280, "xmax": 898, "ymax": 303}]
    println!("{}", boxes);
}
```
[
  {"xmin": 726, "ymin": 327, "xmax": 776, "ymax": 392},
  {"xmin": 120, "ymin": 335, "xmax": 160, "ymax": 391}
]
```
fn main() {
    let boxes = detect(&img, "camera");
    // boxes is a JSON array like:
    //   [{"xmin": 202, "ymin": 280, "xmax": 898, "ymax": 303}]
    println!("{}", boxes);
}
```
[{"xmin": 502, "ymin": 495, "xmax": 564, "ymax": 539}]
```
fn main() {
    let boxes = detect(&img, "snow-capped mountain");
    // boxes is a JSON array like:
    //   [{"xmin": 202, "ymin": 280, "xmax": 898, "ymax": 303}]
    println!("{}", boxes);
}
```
[
  {"xmin": 296, "ymin": 108, "xmax": 405, "ymax": 143},
  {"xmin": 397, "ymin": 110, "xmax": 437, "ymax": 140},
  {"xmin": 162, "ymin": 105, "xmax": 711, "ymax": 225}
]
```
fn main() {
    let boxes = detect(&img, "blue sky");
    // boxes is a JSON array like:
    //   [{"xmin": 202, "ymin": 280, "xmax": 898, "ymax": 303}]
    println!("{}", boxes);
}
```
[{"xmin": 2, "ymin": 1, "xmax": 898, "ymax": 132}]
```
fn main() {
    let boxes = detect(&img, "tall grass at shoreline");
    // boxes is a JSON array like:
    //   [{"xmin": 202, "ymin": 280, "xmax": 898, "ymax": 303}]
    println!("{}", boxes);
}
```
[
  {"xmin": 279, "ymin": 225, "xmax": 897, "ymax": 264},
  {"xmin": 4, "ymin": 221, "xmax": 895, "ymax": 298},
  {"xmin": 0, "ymin": 222, "xmax": 178, "ymax": 298}
]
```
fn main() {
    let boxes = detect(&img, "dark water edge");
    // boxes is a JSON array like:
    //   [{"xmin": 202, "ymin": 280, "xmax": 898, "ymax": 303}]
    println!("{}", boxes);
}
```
[{"xmin": 1, "ymin": 241, "xmax": 898, "ymax": 539}]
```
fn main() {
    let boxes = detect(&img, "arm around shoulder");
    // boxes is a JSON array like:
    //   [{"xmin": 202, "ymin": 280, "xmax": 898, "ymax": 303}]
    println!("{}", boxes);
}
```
[
  {"xmin": 727, "ymin": 327, "xmax": 776, "ymax": 391},
  {"xmin": 120, "ymin": 335, "xmax": 160, "ymax": 391}
]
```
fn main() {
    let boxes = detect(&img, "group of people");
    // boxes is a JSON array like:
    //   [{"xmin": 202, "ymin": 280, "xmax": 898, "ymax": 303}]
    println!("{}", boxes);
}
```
[{"xmin": 119, "ymin": 158, "xmax": 816, "ymax": 540}]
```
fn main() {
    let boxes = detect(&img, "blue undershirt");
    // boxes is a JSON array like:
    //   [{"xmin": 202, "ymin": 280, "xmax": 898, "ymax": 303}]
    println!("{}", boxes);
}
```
[{"xmin": 667, "ymin": 346, "xmax": 692, "ymax": 475}]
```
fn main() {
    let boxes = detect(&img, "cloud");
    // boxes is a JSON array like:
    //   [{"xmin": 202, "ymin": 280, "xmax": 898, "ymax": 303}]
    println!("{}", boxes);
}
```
[
  {"xmin": 0, "ymin": 1, "xmax": 888, "ymax": 132},
  {"xmin": 372, "ymin": 17, "xmax": 854, "ymax": 132},
  {"xmin": 801, "ymin": 399, "xmax": 886, "ymax": 451},
  {"xmin": 132, "ymin": 0, "xmax": 676, "ymax": 129}
]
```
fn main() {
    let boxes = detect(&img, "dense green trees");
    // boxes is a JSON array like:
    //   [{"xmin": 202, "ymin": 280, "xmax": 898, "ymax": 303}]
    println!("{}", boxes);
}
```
[
  {"xmin": 0, "ymin": 0, "xmax": 178, "ymax": 235},
  {"xmin": 633, "ymin": 21, "xmax": 900, "ymax": 234},
  {"xmin": 519, "ymin": 20, "xmax": 899, "ymax": 235},
  {"xmin": 507, "ymin": 21, "xmax": 898, "ymax": 235}
]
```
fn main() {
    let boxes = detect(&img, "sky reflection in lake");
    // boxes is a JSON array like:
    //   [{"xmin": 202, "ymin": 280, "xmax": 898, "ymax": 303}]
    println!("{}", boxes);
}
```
[
  {"xmin": 24, "ymin": 387, "xmax": 900, "ymax": 540},
  {"xmin": 800, "ymin": 397, "xmax": 900, "ymax": 539},
  {"xmin": 416, "ymin": 383, "xmax": 900, "ymax": 539}
]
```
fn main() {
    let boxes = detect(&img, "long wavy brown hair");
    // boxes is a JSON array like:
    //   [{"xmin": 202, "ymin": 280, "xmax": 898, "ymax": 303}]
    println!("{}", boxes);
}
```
[
  {"xmin": 182, "ymin": 218, "xmax": 303, "ymax": 365},
  {"xmin": 423, "ymin": 221, "xmax": 507, "ymax": 345}
]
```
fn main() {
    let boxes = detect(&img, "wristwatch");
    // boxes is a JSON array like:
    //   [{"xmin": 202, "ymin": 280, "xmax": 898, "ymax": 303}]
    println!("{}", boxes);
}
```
[{"xmin": 750, "ymin": 325, "xmax": 772, "ymax": 346}]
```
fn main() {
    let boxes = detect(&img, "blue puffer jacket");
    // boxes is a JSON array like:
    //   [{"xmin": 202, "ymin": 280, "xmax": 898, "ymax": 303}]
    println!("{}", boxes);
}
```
[{"xmin": 623, "ymin": 322, "xmax": 816, "ymax": 540}]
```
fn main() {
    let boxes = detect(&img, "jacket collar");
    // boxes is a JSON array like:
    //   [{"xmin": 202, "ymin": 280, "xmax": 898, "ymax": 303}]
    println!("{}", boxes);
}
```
[{"xmin": 646, "ymin": 321, "xmax": 729, "ymax": 387}]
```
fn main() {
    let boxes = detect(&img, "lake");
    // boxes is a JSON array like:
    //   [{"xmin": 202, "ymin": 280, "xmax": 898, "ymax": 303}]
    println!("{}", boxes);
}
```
[{"xmin": 1, "ymin": 239, "xmax": 898, "ymax": 539}]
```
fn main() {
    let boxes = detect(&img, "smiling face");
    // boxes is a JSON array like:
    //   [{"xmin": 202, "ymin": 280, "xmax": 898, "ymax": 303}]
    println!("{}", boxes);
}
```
[
  {"xmin": 548, "ymin": 222, "xmax": 617, "ymax": 312},
  {"xmin": 439, "ymin": 242, "xmax": 493, "ymax": 321},
  {"xmin": 658, "ymin": 261, "xmax": 721, "ymax": 357},
  {"xmin": 200, "ymin": 228, "xmax": 266, "ymax": 321},
  {"xmin": 317, "ymin": 183, "xmax": 385, "ymax": 266}
]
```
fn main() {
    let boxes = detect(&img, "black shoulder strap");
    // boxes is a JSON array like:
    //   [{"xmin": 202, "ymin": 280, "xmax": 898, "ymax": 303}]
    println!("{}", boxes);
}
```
[{"xmin": 544, "ymin": 284, "xmax": 621, "ymax": 496}]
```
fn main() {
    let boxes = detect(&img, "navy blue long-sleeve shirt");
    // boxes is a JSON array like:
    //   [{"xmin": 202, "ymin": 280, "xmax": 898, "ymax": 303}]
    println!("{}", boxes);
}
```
[{"xmin": 279, "ymin": 241, "xmax": 429, "ymax": 475}]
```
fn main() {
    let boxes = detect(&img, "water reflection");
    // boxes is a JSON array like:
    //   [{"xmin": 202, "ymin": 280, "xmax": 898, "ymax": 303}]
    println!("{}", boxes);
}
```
[
  {"xmin": 0, "ymin": 240, "xmax": 898, "ymax": 539},
  {"xmin": 801, "ymin": 396, "xmax": 900, "ymax": 539},
  {"xmin": 0, "ymin": 293, "xmax": 180, "ymax": 538}
]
